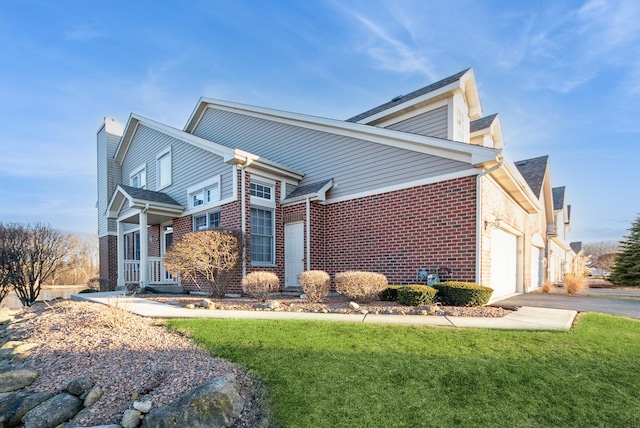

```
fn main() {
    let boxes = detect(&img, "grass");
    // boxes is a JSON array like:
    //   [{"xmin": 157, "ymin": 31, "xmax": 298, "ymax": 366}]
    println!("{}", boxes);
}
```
[
  {"xmin": 168, "ymin": 315, "xmax": 640, "ymax": 428},
  {"xmin": 585, "ymin": 294, "xmax": 640, "ymax": 302}
]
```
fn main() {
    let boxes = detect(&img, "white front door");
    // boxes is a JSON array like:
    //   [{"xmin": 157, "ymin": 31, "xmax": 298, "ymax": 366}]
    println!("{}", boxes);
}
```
[
  {"xmin": 162, "ymin": 227, "xmax": 174, "ymax": 282},
  {"xmin": 490, "ymin": 228, "xmax": 518, "ymax": 298},
  {"xmin": 531, "ymin": 246, "xmax": 541, "ymax": 290},
  {"xmin": 285, "ymin": 222, "xmax": 305, "ymax": 287}
]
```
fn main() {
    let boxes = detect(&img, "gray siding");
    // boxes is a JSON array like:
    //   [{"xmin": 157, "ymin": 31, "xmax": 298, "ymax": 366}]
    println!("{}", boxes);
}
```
[
  {"xmin": 192, "ymin": 108, "xmax": 471, "ymax": 200},
  {"xmin": 97, "ymin": 126, "xmax": 122, "ymax": 236},
  {"xmin": 386, "ymin": 106, "xmax": 448, "ymax": 138},
  {"xmin": 121, "ymin": 124, "xmax": 233, "ymax": 210}
]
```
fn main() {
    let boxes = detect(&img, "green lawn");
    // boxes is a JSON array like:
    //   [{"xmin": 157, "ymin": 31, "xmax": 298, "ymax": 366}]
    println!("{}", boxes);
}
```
[
  {"xmin": 168, "ymin": 314, "xmax": 640, "ymax": 428},
  {"xmin": 585, "ymin": 294, "xmax": 640, "ymax": 301}
]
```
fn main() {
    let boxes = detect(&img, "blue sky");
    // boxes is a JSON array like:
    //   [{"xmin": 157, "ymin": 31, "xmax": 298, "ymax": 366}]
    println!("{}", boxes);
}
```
[{"xmin": 1, "ymin": 0, "xmax": 638, "ymax": 243}]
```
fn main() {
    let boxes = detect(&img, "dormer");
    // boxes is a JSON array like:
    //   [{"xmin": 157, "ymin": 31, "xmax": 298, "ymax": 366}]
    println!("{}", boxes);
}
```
[
  {"xmin": 470, "ymin": 113, "xmax": 504, "ymax": 150},
  {"xmin": 346, "ymin": 68, "xmax": 482, "ymax": 144}
]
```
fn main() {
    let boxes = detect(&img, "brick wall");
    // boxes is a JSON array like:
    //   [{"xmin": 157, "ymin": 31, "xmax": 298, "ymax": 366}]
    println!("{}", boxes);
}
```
[
  {"xmin": 325, "ymin": 176, "xmax": 478, "ymax": 284},
  {"xmin": 98, "ymin": 235, "xmax": 117, "ymax": 291}
]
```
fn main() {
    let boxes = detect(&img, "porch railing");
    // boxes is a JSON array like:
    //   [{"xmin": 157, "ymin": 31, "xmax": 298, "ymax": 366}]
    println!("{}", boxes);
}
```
[{"xmin": 123, "ymin": 258, "xmax": 179, "ymax": 285}]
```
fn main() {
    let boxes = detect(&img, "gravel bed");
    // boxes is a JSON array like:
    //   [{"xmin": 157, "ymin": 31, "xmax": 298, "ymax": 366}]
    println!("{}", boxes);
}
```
[
  {"xmin": 144, "ymin": 294, "xmax": 513, "ymax": 317},
  {"xmin": 9, "ymin": 300, "xmax": 264, "ymax": 427}
]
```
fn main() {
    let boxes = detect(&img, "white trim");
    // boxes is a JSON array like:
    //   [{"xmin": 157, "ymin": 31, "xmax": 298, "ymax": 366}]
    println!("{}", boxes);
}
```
[
  {"xmin": 129, "ymin": 162, "xmax": 147, "ymax": 189},
  {"xmin": 98, "ymin": 231, "xmax": 118, "ymax": 238},
  {"xmin": 182, "ymin": 195, "xmax": 236, "ymax": 217},
  {"xmin": 250, "ymin": 204, "xmax": 276, "ymax": 266},
  {"xmin": 372, "ymin": 98, "xmax": 449, "ymax": 128},
  {"xmin": 187, "ymin": 175, "xmax": 221, "ymax": 209},
  {"xmin": 156, "ymin": 146, "xmax": 172, "ymax": 190},
  {"xmin": 249, "ymin": 175, "xmax": 276, "ymax": 208},
  {"xmin": 324, "ymin": 168, "xmax": 479, "ymax": 205}
]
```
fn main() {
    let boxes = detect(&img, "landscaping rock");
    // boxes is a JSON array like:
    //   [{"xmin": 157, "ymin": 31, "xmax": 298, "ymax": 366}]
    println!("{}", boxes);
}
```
[
  {"xmin": 0, "ymin": 341, "xmax": 24, "ymax": 359},
  {"xmin": 83, "ymin": 386, "xmax": 103, "ymax": 407},
  {"xmin": 0, "ymin": 390, "xmax": 54, "ymax": 428},
  {"xmin": 359, "ymin": 309, "xmax": 368, "ymax": 315},
  {"xmin": 121, "ymin": 409, "xmax": 142, "ymax": 428},
  {"xmin": 165, "ymin": 300, "xmax": 180, "ymax": 306},
  {"xmin": 198, "ymin": 299, "xmax": 215, "ymax": 309},
  {"xmin": 349, "ymin": 302, "xmax": 360, "ymax": 310},
  {"xmin": 141, "ymin": 374, "xmax": 244, "ymax": 428},
  {"xmin": 67, "ymin": 377, "xmax": 94, "ymax": 396},
  {"xmin": 22, "ymin": 393, "xmax": 82, "ymax": 428},
  {"xmin": 133, "ymin": 400, "xmax": 152, "ymax": 413},
  {"xmin": 185, "ymin": 304, "xmax": 195, "ymax": 309},
  {"xmin": 263, "ymin": 301, "xmax": 280, "ymax": 310},
  {"xmin": 0, "ymin": 369, "xmax": 39, "ymax": 392}
]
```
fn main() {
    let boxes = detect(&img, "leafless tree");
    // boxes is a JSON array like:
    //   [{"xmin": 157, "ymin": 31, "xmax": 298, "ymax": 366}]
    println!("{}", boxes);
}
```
[
  {"xmin": 0, "ymin": 223, "xmax": 69, "ymax": 306},
  {"xmin": 46, "ymin": 233, "xmax": 99, "ymax": 286},
  {"xmin": 163, "ymin": 229, "xmax": 243, "ymax": 298},
  {"xmin": 582, "ymin": 241, "xmax": 619, "ymax": 273}
]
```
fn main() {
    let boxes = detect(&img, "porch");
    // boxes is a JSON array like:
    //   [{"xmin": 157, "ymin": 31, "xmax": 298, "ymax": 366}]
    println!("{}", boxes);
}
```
[{"xmin": 123, "ymin": 257, "xmax": 180, "ymax": 287}]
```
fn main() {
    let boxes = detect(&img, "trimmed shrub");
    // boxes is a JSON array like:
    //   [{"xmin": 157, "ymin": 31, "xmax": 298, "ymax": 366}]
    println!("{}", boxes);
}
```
[
  {"xmin": 335, "ymin": 271, "xmax": 388, "ymax": 302},
  {"xmin": 299, "ymin": 270, "xmax": 331, "ymax": 303},
  {"xmin": 397, "ymin": 285, "xmax": 438, "ymax": 306},
  {"xmin": 379, "ymin": 285, "xmax": 404, "ymax": 301},
  {"xmin": 243, "ymin": 271, "xmax": 280, "ymax": 301},
  {"xmin": 433, "ymin": 281, "xmax": 493, "ymax": 307}
]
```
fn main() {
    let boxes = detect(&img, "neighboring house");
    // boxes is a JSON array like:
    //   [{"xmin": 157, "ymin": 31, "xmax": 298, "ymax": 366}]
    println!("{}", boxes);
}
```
[{"xmin": 96, "ymin": 68, "xmax": 574, "ymax": 299}]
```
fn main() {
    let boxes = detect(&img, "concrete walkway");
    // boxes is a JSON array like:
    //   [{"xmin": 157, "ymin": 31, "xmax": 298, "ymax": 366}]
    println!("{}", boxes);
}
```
[{"xmin": 71, "ymin": 291, "xmax": 576, "ymax": 331}]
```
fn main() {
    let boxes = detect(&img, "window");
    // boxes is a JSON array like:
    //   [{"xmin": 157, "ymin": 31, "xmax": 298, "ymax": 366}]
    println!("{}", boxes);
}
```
[
  {"xmin": 251, "ymin": 207, "xmax": 274, "ymax": 264},
  {"xmin": 130, "ymin": 164, "xmax": 146, "ymax": 189},
  {"xmin": 156, "ymin": 148, "xmax": 172, "ymax": 190},
  {"xmin": 250, "ymin": 182, "xmax": 273, "ymax": 200},
  {"xmin": 193, "ymin": 210, "xmax": 221, "ymax": 231},
  {"xmin": 187, "ymin": 176, "xmax": 221, "ymax": 209}
]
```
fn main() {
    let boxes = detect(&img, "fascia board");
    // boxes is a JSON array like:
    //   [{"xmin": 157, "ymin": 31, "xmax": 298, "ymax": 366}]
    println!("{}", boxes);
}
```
[
  {"xmin": 198, "ymin": 99, "xmax": 498, "ymax": 167},
  {"xmin": 114, "ymin": 113, "xmax": 234, "ymax": 165},
  {"xmin": 106, "ymin": 185, "xmax": 129, "ymax": 218},
  {"xmin": 496, "ymin": 158, "xmax": 542, "ymax": 213}
]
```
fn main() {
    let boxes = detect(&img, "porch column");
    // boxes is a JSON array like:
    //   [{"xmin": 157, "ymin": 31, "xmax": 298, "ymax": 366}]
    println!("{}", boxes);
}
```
[
  {"xmin": 116, "ymin": 220, "xmax": 125, "ymax": 288},
  {"xmin": 139, "ymin": 210, "xmax": 148, "ymax": 288}
]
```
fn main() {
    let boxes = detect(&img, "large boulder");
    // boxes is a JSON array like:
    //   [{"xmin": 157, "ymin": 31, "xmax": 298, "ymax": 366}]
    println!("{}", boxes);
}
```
[
  {"xmin": 21, "ymin": 393, "xmax": 82, "ymax": 428},
  {"xmin": 0, "ymin": 390, "xmax": 54, "ymax": 427},
  {"xmin": 67, "ymin": 377, "xmax": 93, "ymax": 397},
  {"xmin": 0, "ymin": 369, "xmax": 38, "ymax": 393},
  {"xmin": 141, "ymin": 374, "xmax": 244, "ymax": 428}
]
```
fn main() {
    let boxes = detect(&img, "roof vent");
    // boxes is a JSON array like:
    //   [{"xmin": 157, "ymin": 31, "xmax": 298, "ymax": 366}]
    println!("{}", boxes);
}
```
[
  {"xmin": 514, "ymin": 160, "xmax": 527, "ymax": 166},
  {"xmin": 391, "ymin": 95, "xmax": 403, "ymax": 102}
]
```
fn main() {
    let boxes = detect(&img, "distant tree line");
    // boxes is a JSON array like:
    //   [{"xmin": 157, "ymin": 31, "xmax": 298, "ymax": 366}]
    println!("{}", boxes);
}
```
[{"xmin": 0, "ymin": 223, "xmax": 98, "ymax": 307}]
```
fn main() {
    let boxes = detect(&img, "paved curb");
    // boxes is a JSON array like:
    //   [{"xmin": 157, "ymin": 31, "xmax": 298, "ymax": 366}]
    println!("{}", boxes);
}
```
[{"xmin": 71, "ymin": 292, "xmax": 577, "ymax": 331}]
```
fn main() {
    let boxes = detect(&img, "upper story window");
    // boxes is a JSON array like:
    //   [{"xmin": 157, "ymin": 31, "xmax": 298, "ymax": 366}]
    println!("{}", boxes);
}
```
[
  {"xmin": 193, "ymin": 210, "xmax": 221, "ymax": 231},
  {"xmin": 187, "ymin": 176, "xmax": 221, "ymax": 209},
  {"xmin": 130, "ymin": 164, "xmax": 146, "ymax": 189},
  {"xmin": 156, "ymin": 147, "xmax": 172, "ymax": 190},
  {"xmin": 250, "ymin": 182, "xmax": 273, "ymax": 200}
]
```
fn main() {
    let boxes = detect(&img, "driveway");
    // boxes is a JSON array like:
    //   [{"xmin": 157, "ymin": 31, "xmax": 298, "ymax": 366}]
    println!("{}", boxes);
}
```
[{"xmin": 493, "ymin": 287, "xmax": 640, "ymax": 320}]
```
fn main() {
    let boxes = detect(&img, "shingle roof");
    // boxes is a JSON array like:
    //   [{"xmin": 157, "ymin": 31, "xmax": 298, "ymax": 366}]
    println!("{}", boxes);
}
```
[
  {"xmin": 552, "ymin": 186, "xmax": 566, "ymax": 210},
  {"xmin": 570, "ymin": 241, "xmax": 582, "ymax": 253},
  {"xmin": 470, "ymin": 114, "xmax": 498, "ymax": 133},
  {"xmin": 513, "ymin": 156, "xmax": 549, "ymax": 199},
  {"xmin": 120, "ymin": 185, "xmax": 182, "ymax": 207},
  {"xmin": 346, "ymin": 68, "xmax": 471, "ymax": 123},
  {"xmin": 284, "ymin": 179, "xmax": 333, "ymax": 200}
]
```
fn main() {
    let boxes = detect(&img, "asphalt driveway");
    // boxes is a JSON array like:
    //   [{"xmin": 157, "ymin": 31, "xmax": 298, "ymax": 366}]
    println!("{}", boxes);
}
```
[{"xmin": 493, "ymin": 287, "xmax": 640, "ymax": 319}]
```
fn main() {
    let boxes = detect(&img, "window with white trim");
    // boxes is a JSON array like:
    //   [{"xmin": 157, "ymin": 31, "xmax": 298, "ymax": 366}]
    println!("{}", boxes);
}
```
[
  {"xmin": 250, "ymin": 207, "xmax": 274, "ymax": 264},
  {"xmin": 156, "ymin": 147, "xmax": 172, "ymax": 190},
  {"xmin": 187, "ymin": 176, "xmax": 221, "ymax": 209},
  {"xmin": 193, "ymin": 210, "xmax": 221, "ymax": 231},
  {"xmin": 130, "ymin": 164, "xmax": 146, "ymax": 189},
  {"xmin": 250, "ymin": 182, "xmax": 274, "ymax": 201}
]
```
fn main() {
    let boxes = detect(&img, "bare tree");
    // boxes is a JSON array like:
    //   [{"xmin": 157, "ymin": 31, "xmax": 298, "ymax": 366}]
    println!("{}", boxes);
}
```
[
  {"xmin": 582, "ymin": 241, "xmax": 619, "ymax": 273},
  {"xmin": 0, "ymin": 223, "xmax": 69, "ymax": 306},
  {"xmin": 46, "ymin": 233, "xmax": 99, "ymax": 285},
  {"xmin": 163, "ymin": 229, "xmax": 243, "ymax": 298}
]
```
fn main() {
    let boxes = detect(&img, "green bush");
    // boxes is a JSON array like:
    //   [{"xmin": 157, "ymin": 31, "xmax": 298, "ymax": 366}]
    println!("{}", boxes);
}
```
[
  {"xmin": 379, "ymin": 285, "xmax": 404, "ymax": 301},
  {"xmin": 335, "ymin": 271, "xmax": 388, "ymax": 302},
  {"xmin": 433, "ymin": 281, "xmax": 493, "ymax": 306},
  {"xmin": 397, "ymin": 285, "xmax": 438, "ymax": 306}
]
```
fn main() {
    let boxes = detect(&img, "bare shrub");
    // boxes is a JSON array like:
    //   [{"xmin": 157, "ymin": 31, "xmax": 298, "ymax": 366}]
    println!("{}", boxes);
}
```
[
  {"xmin": 298, "ymin": 270, "xmax": 331, "ymax": 303},
  {"xmin": 564, "ymin": 274, "xmax": 586, "ymax": 294},
  {"xmin": 541, "ymin": 282, "xmax": 555, "ymax": 294},
  {"xmin": 335, "ymin": 271, "xmax": 388, "ymax": 302},
  {"xmin": 100, "ymin": 295, "xmax": 136, "ymax": 328},
  {"xmin": 243, "ymin": 271, "xmax": 280, "ymax": 301}
]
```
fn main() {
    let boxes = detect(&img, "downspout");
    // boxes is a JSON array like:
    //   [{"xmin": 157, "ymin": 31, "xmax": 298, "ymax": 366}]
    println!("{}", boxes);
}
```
[
  {"xmin": 475, "ymin": 154, "xmax": 504, "ymax": 285},
  {"xmin": 306, "ymin": 197, "xmax": 311, "ymax": 271},
  {"xmin": 240, "ymin": 166, "xmax": 247, "ymax": 279}
]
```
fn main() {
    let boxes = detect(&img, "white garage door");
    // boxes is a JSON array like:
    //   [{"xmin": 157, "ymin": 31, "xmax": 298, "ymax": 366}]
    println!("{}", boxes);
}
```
[{"xmin": 490, "ymin": 228, "xmax": 518, "ymax": 298}]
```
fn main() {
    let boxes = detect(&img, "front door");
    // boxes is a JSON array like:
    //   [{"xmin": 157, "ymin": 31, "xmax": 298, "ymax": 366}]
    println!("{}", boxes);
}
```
[
  {"xmin": 285, "ymin": 222, "xmax": 305, "ymax": 287},
  {"xmin": 162, "ymin": 227, "xmax": 174, "ymax": 282}
]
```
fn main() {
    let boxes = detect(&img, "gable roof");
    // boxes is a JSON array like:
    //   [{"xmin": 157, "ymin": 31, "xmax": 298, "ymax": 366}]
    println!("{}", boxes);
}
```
[
  {"xmin": 118, "ymin": 185, "xmax": 182, "ymax": 207},
  {"xmin": 552, "ymin": 186, "xmax": 566, "ymax": 211},
  {"xmin": 347, "ymin": 68, "xmax": 482, "ymax": 125},
  {"xmin": 106, "ymin": 185, "xmax": 184, "ymax": 224},
  {"xmin": 514, "ymin": 156, "xmax": 549, "ymax": 199},
  {"xmin": 283, "ymin": 178, "xmax": 333, "ymax": 203},
  {"xmin": 470, "ymin": 114, "xmax": 499, "ymax": 133}
]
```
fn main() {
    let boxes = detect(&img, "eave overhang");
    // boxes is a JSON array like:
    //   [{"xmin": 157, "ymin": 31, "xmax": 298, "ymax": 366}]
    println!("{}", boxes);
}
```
[
  {"xmin": 106, "ymin": 185, "xmax": 184, "ymax": 224},
  {"xmin": 489, "ymin": 159, "xmax": 541, "ymax": 214}
]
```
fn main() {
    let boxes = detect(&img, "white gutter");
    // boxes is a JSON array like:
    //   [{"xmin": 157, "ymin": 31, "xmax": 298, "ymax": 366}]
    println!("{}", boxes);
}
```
[
  {"xmin": 305, "ymin": 197, "xmax": 311, "ymax": 271},
  {"xmin": 475, "ymin": 155, "xmax": 504, "ymax": 284},
  {"xmin": 240, "ymin": 165, "xmax": 248, "ymax": 279}
]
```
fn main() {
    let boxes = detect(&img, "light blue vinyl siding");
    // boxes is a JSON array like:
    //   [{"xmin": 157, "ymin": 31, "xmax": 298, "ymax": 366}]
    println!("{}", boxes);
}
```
[
  {"xmin": 97, "ymin": 125, "xmax": 122, "ymax": 236},
  {"xmin": 192, "ymin": 108, "xmax": 471, "ymax": 200},
  {"xmin": 386, "ymin": 106, "xmax": 448, "ymax": 138}
]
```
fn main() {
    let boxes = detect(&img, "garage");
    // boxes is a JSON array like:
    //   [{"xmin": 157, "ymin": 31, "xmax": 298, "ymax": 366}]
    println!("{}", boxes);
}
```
[{"xmin": 490, "ymin": 228, "xmax": 518, "ymax": 298}]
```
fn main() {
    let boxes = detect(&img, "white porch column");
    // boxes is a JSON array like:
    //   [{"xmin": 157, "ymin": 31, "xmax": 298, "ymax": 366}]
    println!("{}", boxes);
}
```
[
  {"xmin": 139, "ymin": 210, "xmax": 148, "ymax": 288},
  {"xmin": 117, "ymin": 220, "xmax": 125, "ymax": 288}
]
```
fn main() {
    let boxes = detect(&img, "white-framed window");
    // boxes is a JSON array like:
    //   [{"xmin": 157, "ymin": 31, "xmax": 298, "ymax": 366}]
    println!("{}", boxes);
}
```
[
  {"xmin": 187, "ymin": 176, "xmax": 221, "ymax": 209},
  {"xmin": 156, "ymin": 147, "xmax": 172, "ymax": 190},
  {"xmin": 250, "ymin": 207, "xmax": 274, "ymax": 264},
  {"xmin": 193, "ymin": 210, "xmax": 221, "ymax": 231},
  {"xmin": 250, "ymin": 181, "xmax": 274, "ymax": 201},
  {"xmin": 130, "ymin": 164, "xmax": 147, "ymax": 189}
]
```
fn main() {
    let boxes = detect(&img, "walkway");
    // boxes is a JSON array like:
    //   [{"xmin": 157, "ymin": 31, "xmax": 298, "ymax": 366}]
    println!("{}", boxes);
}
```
[{"xmin": 71, "ymin": 291, "xmax": 576, "ymax": 331}]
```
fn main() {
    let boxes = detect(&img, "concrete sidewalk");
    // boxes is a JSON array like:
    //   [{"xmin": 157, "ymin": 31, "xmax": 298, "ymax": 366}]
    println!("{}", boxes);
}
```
[{"xmin": 71, "ymin": 291, "xmax": 577, "ymax": 331}]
